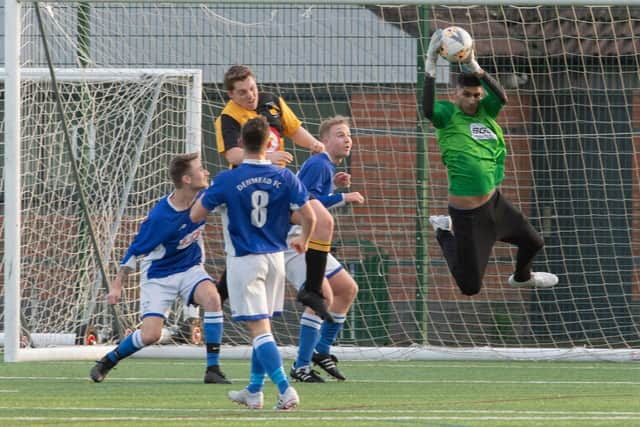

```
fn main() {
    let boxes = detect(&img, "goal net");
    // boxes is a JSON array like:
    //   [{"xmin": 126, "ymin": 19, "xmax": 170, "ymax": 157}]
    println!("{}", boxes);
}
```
[{"xmin": 2, "ymin": 2, "xmax": 639, "ymax": 362}]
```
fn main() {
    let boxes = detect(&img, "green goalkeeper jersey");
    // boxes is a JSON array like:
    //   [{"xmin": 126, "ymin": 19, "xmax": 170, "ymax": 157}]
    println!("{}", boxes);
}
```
[{"xmin": 432, "ymin": 81, "xmax": 506, "ymax": 196}]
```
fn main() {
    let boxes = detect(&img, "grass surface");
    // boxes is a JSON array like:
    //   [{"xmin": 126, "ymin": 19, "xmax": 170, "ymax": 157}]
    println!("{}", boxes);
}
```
[{"xmin": 0, "ymin": 357, "xmax": 638, "ymax": 426}]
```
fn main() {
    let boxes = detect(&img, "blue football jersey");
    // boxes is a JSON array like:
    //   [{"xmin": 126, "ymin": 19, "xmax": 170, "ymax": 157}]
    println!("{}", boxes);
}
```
[
  {"xmin": 121, "ymin": 193, "xmax": 206, "ymax": 278},
  {"xmin": 297, "ymin": 152, "xmax": 344, "ymax": 210},
  {"xmin": 201, "ymin": 159, "xmax": 309, "ymax": 256}
]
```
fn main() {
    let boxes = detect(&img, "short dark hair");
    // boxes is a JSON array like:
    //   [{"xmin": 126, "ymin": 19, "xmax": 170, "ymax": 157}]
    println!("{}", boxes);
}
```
[
  {"xmin": 457, "ymin": 73, "xmax": 482, "ymax": 87},
  {"xmin": 224, "ymin": 65, "xmax": 254, "ymax": 91},
  {"xmin": 169, "ymin": 152, "xmax": 198, "ymax": 187},
  {"xmin": 241, "ymin": 116, "xmax": 270, "ymax": 153}
]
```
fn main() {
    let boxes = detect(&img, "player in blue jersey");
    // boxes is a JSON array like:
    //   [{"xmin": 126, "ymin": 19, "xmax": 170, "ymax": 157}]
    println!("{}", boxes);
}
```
[
  {"xmin": 287, "ymin": 116, "xmax": 363, "ymax": 382},
  {"xmin": 90, "ymin": 153, "xmax": 230, "ymax": 384},
  {"xmin": 191, "ymin": 115, "xmax": 316, "ymax": 410}
]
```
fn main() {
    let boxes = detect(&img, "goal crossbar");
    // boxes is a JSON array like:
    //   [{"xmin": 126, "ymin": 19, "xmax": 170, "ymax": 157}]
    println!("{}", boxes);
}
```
[
  {"xmin": 17, "ymin": 0, "xmax": 640, "ymax": 5},
  {"xmin": 0, "ymin": 68, "xmax": 204, "ymax": 81}
]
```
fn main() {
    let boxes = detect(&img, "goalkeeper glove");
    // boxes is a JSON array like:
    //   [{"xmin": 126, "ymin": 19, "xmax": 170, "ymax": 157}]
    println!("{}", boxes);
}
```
[
  {"xmin": 425, "ymin": 29, "xmax": 443, "ymax": 78},
  {"xmin": 460, "ymin": 47, "xmax": 482, "ymax": 74}
]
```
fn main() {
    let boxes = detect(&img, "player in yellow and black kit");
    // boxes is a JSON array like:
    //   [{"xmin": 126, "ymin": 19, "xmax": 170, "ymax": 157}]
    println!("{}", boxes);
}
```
[
  {"xmin": 216, "ymin": 92, "xmax": 302, "ymax": 164},
  {"xmin": 213, "ymin": 64, "xmax": 334, "ymax": 321},
  {"xmin": 422, "ymin": 30, "xmax": 558, "ymax": 296}
]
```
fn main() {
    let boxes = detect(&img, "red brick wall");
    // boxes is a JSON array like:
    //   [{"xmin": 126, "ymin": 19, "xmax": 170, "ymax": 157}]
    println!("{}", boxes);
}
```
[{"xmin": 348, "ymin": 92, "xmax": 419, "ymax": 302}]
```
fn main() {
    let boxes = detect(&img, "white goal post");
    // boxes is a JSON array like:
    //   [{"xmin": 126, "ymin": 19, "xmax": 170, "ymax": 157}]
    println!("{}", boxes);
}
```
[
  {"xmin": 3, "ymin": 0, "xmax": 639, "ymax": 363},
  {"xmin": 2, "ymin": 65, "xmax": 203, "ymax": 362}
]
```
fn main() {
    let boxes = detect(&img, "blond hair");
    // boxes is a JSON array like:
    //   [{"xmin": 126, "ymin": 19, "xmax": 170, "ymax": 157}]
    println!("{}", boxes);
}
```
[{"xmin": 319, "ymin": 115, "xmax": 350, "ymax": 139}]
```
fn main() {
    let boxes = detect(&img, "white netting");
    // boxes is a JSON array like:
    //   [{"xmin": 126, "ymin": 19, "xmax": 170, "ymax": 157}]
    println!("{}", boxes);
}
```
[
  {"xmin": 4, "ymin": 68, "xmax": 200, "ymax": 348},
  {"xmin": 2, "ymin": 3, "xmax": 639, "ymax": 360}
]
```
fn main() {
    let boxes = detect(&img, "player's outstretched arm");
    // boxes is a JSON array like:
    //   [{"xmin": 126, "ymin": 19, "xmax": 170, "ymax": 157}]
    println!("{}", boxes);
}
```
[
  {"xmin": 224, "ymin": 146, "xmax": 245, "ymax": 166},
  {"xmin": 226, "ymin": 145, "xmax": 294, "ymax": 166},
  {"xmin": 267, "ymin": 150, "xmax": 294, "ymax": 165},
  {"xmin": 190, "ymin": 197, "xmax": 210, "ymax": 223},
  {"xmin": 332, "ymin": 172, "xmax": 364, "ymax": 206},
  {"xmin": 480, "ymin": 72, "xmax": 508, "ymax": 106},
  {"xmin": 290, "ymin": 126, "xmax": 325, "ymax": 154},
  {"xmin": 344, "ymin": 192, "xmax": 365, "ymax": 204},
  {"xmin": 425, "ymin": 29, "xmax": 442, "ymax": 78},
  {"xmin": 107, "ymin": 266, "xmax": 132, "ymax": 305},
  {"xmin": 333, "ymin": 171, "xmax": 351, "ymax": 188},
  {"xmin": 460, "ymin": 48, "xmax": 483, "ymax": 76},
  {"xmin": 422, "ymin": 30, "xmax": 443, "ymax": 121}
]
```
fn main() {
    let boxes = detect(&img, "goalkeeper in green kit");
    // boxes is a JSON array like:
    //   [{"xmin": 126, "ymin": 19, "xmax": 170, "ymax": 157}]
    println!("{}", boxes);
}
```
[{"xmin": 422, "ymin": 29, "xmax": 558, "ymax": 296}]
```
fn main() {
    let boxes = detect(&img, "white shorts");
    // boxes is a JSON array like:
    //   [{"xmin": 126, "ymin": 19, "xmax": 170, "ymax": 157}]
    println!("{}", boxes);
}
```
[
  {"xmin": 227, "ymin": 252, "xmax": 285, "ymax": 322},
  {"xmin": 140, "ymin": 264, "xmax": 212, "ymax": 319},
  {"xmin": 284, "ymin": 249, "xmax": 344, "ymax": 291}
]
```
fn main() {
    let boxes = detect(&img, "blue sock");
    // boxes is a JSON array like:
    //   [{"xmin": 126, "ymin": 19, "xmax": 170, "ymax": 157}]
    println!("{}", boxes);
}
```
[
  {"xmin": 315, "ymin": 312, "xmax": 346, "ymax": 355},
  {"xmin": 294, "ymin": 312, "xmax": 322, "ymax": 369},
  {"xmin": 203, "ymin": 311, "xmax": 223, "ymax": 367},
  {"xmin": 107, "ymin": 330, "xmax": 144, "ymax": 364},
  {"xmin": 247, "ymin": 349, "xmax": 266, "ymax": 393},
  {"xmin": 253, "ymin": 333, "xmax": 289, "ymax": 394}
]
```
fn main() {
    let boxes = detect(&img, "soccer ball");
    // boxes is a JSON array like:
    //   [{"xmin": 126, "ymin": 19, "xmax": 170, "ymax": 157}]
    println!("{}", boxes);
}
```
[{"xmin": 439, "ymin": 26, "xmax": 473, "ymax": 63}]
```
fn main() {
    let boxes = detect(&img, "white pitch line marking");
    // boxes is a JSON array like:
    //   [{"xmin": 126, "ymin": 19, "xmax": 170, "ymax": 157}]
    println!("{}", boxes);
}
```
[
  {"xmin": 1, "ymin": 415, "xmax": 639, "ymax": 422},
  {"xmin": 26, "ymin": 360, "xmax": 640, "ymax": 371},
  {"xmin": 0, "ymin": 376, "xmax": 637, "ymax": 385},
  {"xmin": 0, "ymin": 407, "xmax": 639, "ymax": 416}
]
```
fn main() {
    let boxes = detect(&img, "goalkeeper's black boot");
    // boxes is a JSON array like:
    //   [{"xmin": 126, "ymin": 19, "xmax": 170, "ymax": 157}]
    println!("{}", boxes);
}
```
[
  {"xmin": 204, "ymin": 365, "xmax": 232, "ymax": 384},
  {"xmin": 90, "ymin": 355, "xmax": 116, "ymax": 383},
  {"xmin": 296, "ymin": 289, "xmax": 334, "ymax": 323},
  {"xmin": 312, "ymin": 352, "xmax": 346, "ymax": 381}
]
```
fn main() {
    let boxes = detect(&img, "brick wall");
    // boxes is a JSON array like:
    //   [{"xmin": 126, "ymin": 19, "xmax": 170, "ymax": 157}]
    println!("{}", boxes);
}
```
[{"xmin": 345, "ymin": 92, "xmax": 419, "ymax": 302}]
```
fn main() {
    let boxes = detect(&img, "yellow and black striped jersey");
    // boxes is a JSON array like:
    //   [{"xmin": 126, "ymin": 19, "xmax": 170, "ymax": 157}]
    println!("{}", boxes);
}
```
[{"xmin": 215, "ymin": 92, "xmax": 302, "ymax": 155}]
